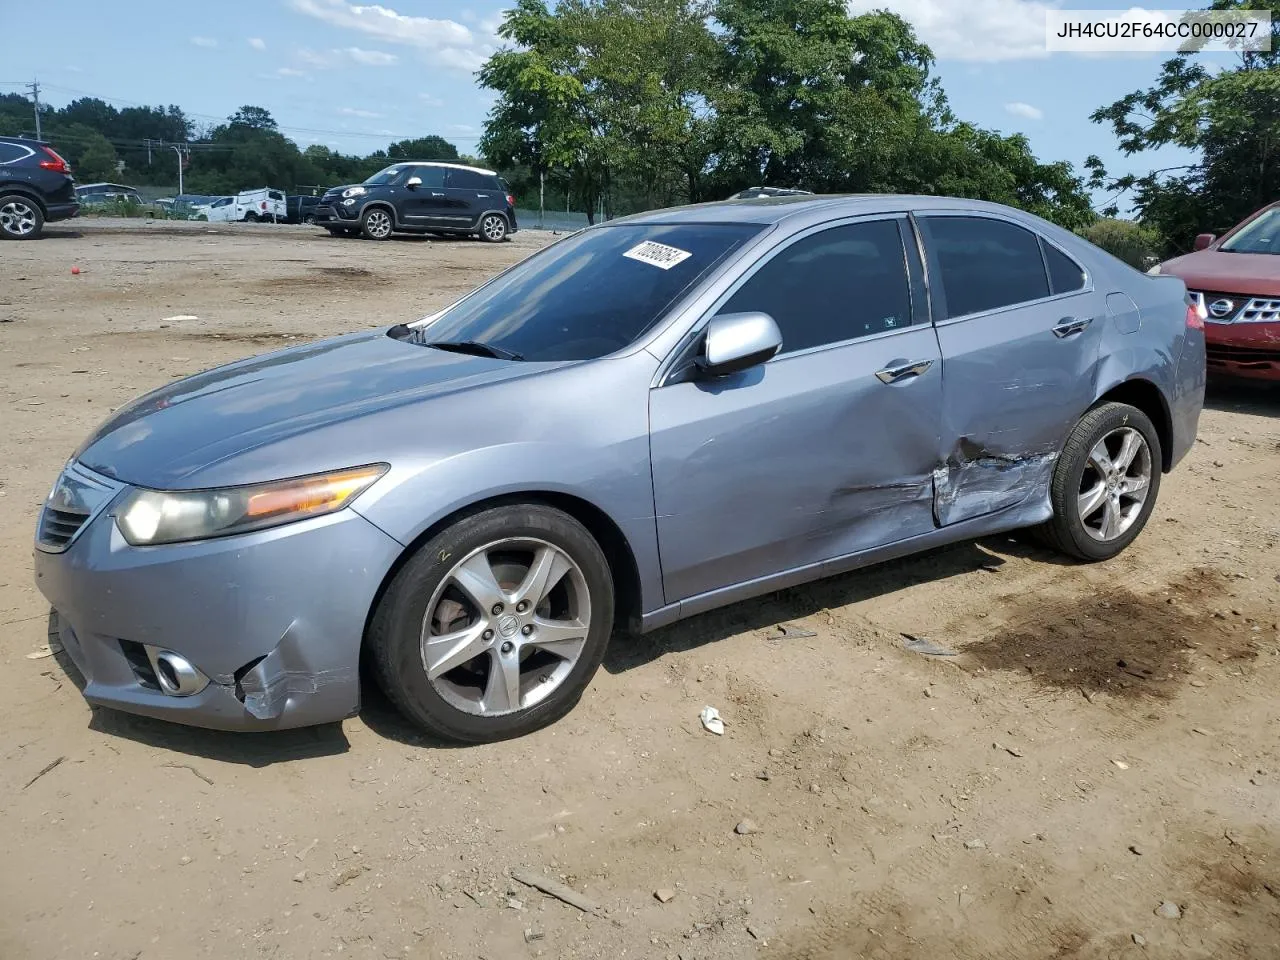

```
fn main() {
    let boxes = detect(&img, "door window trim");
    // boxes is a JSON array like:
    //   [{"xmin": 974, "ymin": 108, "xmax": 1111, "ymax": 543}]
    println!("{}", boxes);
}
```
[
  {"xmin": 654, "ymin": 213, "xmax": 924, "ymax": 388},
  {"xmin": 912, "ymin": 210, "xmax": 1093, "ymax": 327}
]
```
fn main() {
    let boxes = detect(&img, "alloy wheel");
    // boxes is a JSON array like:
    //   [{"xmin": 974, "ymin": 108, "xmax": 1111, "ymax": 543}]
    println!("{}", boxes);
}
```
[
  {"xmin": 421, "ymin": 538, "xmax": 592, "ymax": 717},
  {"xmin": 1077, "ymin": 426, "xmax": 1152, "ymax": 541},
  {"xmin": 482, "ymin": 215, "xmax": 506, "ymax": 241},
  {"xmin": 366, "ymin": 210, "xmax": 392, "ymax": 239},
  {"xmin": 0, "ymin": 200, "xmax": 37, "ymax": 237}
]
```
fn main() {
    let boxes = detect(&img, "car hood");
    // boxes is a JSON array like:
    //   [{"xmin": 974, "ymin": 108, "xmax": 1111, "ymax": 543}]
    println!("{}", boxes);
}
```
[
  {"xmin": 75, "ymin": 329, "xmax": 561, "ymax": 488},
  {"xmin": 1159, "ymin": 250, "xmax": 1280, "ymax": 296}
]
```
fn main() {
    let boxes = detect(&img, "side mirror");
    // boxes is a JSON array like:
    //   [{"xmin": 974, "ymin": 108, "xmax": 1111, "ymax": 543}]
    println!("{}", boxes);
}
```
[
  {"xmin": 405, "ymin": 176, "xmax": 422, "ymax": 189},
  {"xmin": 1193, "ymin": 233, "xmax": 1215, "ymax": 251},
  {"xmin": 695, "ymin": 312, "xmax": 783, "ymax": 377}
]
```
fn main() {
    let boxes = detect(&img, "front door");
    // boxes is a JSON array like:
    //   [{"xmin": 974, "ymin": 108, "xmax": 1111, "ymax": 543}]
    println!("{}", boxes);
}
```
[
  {"xmin": 399, "ymin": 165, "xmax": 450, "ymax": 227},
  {"xmin": 649, "ymin": 216, "xmax": 943, "ymax": 604},
  {"xmin": 915, "ymin": 213, "xmax": 1106, "ymax": 525}
]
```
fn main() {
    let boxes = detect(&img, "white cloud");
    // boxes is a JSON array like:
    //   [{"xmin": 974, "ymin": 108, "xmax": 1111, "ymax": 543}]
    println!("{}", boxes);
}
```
[
  {"xmin": 846, "ymin": 0, "xmax": 1054, "ymax": 62},
  {"xmin": 345, "ymin": 46, "xmax": 398, "ymax": 66},
  {"xmin": 248, "ymin": 37, "xmax": 267, "ymax": 50},
  {"xmin": 338, "ymin": 107, "xmax": 385, "ymax": 119},
  {"xmin": 1004, "ymin": 101, "xmax": 1043, "ymax": 120},
  {"xmin": 289, "ymin": 0, "xmax": 488, "ymax": 71},
  {"xmin": 277, "ymin": 67, "xmax": 308, "ymax": 78},
  {"xmin": 297, "ymin": 46, "xmax": 398, "ymax": 68},
  {"xmin": 190, "ymin": 36, "xmax": 219, "ymax": 49}
]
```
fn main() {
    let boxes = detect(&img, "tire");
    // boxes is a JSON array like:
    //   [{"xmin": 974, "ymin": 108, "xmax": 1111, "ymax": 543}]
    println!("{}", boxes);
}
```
[
  {"xmin": 360, "ymin": 206, "xmax": 394, "ymax": 241},
  {"xmin": 244, "ymin": 212, "xmax": 261, "ymax": 223},
  {"xmin": 325, "ymin": 226, "xmax": 354, "ymax": 238},
  {"xmin": 304, "ymin": 215, "xmax": 315, "ymax": 225},
  {"xmin": 1037, "ymin": 401, "xmax": 1162, "ymax": 561},
  {"xmin": 0, "ymin": 194, "xmax": 44, "ymax": 240},
  {"xmin": 368, "ymin": 503, "xmax": 615, "ymax": 743},
  {"xmin": 478, "ymin": 213, "xmax": 508, "ymax": 243}
]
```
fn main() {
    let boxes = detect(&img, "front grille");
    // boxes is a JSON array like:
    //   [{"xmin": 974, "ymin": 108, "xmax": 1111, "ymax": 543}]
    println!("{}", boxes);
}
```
[
  {"xmin": 119, "ymin": 639, "xmax": 160, "ymax": 690},
  {"xmin": 1207, "ymin": 343, "xmax": 1280, "ymax": 366},
  {"xmin": 1189, "ymin": 290, "xmax": 1280, "ymax": 324},
  {"xmin": 38, "ymin": 506, "xmax": 90, "ymax": 549}
]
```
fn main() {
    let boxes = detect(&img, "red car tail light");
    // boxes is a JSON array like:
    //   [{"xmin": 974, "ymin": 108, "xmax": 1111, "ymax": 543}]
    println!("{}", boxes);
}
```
[
  {"xmin": 506, "ymin": 194, "xmax": 516, "ymax": 207},
  {"xmin": 38, "ymin": 146, "xmax": 70, "ymax": 174}
]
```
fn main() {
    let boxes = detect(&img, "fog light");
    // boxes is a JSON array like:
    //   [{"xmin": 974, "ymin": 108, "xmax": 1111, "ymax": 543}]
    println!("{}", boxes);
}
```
[
  {"xmin": 342, "ymin": 198, "xmax": 356, "ymax": 207},
  {"xmin": 144, "ymin": 647, "xmax": 209, "ymax": 697}
]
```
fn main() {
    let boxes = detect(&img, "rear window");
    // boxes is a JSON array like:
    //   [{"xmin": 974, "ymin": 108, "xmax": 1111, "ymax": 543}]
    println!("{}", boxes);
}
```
[
  {"xmin": 447, "ymin": 168, "xmax": 500, "ymax": 191},
  {"xmin": 0, "ymin": 143, "xmax": 29, "ymax": 163},
  {"xmin": 412, "ymin": 223, "xmax": 764, "ymax": 361}
]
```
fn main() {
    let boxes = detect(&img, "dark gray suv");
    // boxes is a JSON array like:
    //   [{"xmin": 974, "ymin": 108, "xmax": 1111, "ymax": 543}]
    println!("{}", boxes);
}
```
[{"xmin": 314, "ymin": 161, "xmax": 518, "ymax": 242}]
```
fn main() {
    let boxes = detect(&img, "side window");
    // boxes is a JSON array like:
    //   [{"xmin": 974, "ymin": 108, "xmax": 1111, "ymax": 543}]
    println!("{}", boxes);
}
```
[
  {"xmin": 1042, "ymin": 239, "xmax": 1086, "ymax": 294},
  {"xmin": 269, "ymin": 190, "xmax": 284, "ymax": 201},
  {"xmin": 922, "ymin": 216, "xmax": 1050, "ymax": 319},
  {"xmin": 716, "ymin": 219, "xmax": 914, "ymax": 354},
  {"xmin": 446, "ymin": 168, "xmax": 493, "ymax": 190},
  {"xmin": 410, "ymin": 166, "xmax": 446, "ymax": 189},
  {"xmin": 0, "ymin": 143, "xmax": 27, "ymax": 163}
]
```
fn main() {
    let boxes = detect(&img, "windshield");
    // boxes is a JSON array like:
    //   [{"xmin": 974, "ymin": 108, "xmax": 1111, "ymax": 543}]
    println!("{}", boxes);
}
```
[
  {"xmin": 1220, "ymin": 208, "xmax": 1280, "ymax": 254},
  {"xmin": 411, "ymin": 222, "xmax": 765, "ymax": 361},
  {"xmin": 364, "ymin": 164, "xmax": 407, "ymax": 186}
]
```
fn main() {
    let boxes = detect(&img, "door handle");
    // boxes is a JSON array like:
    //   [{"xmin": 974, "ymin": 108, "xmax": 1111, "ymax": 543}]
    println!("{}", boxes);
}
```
[
  {"xmin": 431, "ymin": 192, "xmax": 445, "ymax": 197},
  {"xmin": 875, "ymin": 358, "xmax": 934, "ymax": 384},
  {"xmin": 1052, "ymin": 316, "xmax": 1093, "ymax": 338}
]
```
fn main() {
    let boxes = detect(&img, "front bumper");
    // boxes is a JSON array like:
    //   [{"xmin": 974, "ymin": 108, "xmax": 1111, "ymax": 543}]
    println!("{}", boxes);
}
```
[
  {"xmin": 33, "ymin": 479, "xmax": 403, "ymax": 731},
  {"xmin": 313, "ymin": 202, "xmax": 355, "ymax": 225},
  {"xmin": 1206, "ymin": 320, "xmax": 1280, "ymax": 381}
]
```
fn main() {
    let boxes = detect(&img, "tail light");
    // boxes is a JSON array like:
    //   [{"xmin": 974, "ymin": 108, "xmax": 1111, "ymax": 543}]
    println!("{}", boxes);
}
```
[
  {"xmin": 38, "ymin": 146, "xmax": 70, "ymax": 174},
  {"xmin": 1186, "ymin": 295, "xmax": 1206, "ymax": 330},
  {"xmin": 506, "ymin": 194, "xmax": 516, "ymax": 207}
]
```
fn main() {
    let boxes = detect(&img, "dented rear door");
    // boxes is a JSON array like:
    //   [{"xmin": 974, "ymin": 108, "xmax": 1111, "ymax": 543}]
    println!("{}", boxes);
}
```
[{"xmin": 916, "ymin": 213, "xmax": 1104, "ymax": 525}]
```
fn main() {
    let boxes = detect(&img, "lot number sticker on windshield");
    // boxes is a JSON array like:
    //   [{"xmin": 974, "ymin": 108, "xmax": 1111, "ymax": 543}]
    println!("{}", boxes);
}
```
[{"xmin": 623, "ymin": 240, "xmax": 692, "ymax": 270}]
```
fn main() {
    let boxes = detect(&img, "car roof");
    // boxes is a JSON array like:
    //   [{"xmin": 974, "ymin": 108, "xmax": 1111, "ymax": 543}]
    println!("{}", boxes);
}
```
[
  {"xmin": 0, "ymin": 134, "xmax": 45, "ymax": 146},
  {"xmin": 611, "ymin": 194, "xmax": 1055, "ymax": 227},
  {"xmin": 385, "ymin": 160, "xmax": 499, "ymax": 176}
]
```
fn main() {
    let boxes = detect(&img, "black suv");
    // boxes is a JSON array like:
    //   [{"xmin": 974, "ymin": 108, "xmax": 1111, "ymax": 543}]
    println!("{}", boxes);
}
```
[
  {"xmin": 285, "ymin": 194, "xmax": 321, "ymax": 224},
  {"xmin": 314, "ymin": 161, "xmax": 517, "ymax": 242},
  {"xmin": 0, "ymin": 136, "xmax": 79, "ymax": 239}
]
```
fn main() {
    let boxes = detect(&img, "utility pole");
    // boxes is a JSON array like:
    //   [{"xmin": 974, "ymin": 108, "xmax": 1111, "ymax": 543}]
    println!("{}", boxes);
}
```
[{"xmin": 25, "ymin": 78, "xmax": 41, "ymax": 140}]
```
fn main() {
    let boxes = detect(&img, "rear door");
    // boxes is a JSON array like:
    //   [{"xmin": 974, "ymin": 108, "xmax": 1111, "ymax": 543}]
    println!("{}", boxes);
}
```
[
  {"xmin": 443, "ymin": 168, "xmax": 495, "ymax": 228},
  {"xmin": 916, "ymin": 212, "xmax": 1103, "ymax": 525},
  {"xmin": 649, "ymin": 215, "xmax": 943, "ymax": 603}
]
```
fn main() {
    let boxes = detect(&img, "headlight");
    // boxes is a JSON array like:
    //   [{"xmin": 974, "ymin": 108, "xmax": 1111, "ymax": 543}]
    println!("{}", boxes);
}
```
[
  {"xmin": 342, "ymin": 187, "xmax": 367, "ymax": 199},
  {"xmin": 114, "ymin": 464, "xmax": 388, "ymax": 546}
]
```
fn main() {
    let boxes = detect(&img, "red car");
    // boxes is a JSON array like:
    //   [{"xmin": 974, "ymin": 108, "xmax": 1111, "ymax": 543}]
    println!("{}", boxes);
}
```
[{"xmin": 1152, "ymin": 201, "xmax": 1280, "ymax": 381}]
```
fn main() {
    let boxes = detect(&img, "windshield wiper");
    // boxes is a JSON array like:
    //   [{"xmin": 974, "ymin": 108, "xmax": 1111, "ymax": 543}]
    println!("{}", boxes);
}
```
[{"xmin": 425, "ymin": 340, "xmax": 524, "ymax": 361}]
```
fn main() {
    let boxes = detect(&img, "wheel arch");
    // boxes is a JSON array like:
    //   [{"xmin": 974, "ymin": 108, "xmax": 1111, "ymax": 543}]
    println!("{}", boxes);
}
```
[
  {"xmin": 0, "ymin": 185, "xmax": 48, "ymax": 215},
  {"xmin": 1094, "ymin": 378, "xmax": 1174, "ymax": 472},
  {"xmin": 360, "ymin": 490, "xmax": 644, "ymax": 658},
  {"xmin": 359, "ymin": 200, "xmax": 399, "ymax": 227}
]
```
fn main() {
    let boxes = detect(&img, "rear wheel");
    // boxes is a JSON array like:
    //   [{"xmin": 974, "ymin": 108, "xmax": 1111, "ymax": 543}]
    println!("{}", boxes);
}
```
[
  {"xmin": 1038, "ymin": 402, "xmax": 1162, "ymax": 561},
  {"xmin": 361, "ymin": 207, "xmax": 394, "ymax": 241},
  {"xmin": 368, "ymin": 503, "xmax": 614, "ymax": 743},
  {"xmin": 0, "ymin": 195, "xmax": 43, "ymax": 240},
  {"xmin": 478, "ymin": 213, "xmax": 508, "ymax": 243},
  {"xmin": 244, "ymin": 211, "xmax": 261, "ymax": 223}
]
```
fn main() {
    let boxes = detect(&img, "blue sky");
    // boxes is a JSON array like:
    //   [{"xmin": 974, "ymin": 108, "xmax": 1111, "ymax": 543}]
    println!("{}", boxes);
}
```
[{"xmin": 1, "ymin": 0, "xmax": 1216, "ymax": 204}]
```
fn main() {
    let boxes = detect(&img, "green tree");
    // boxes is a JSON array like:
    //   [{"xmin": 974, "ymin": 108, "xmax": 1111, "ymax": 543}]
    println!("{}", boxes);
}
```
[
  {"xmin": 1079, "ymin": 218, "xmax": 1163, "ymax": 268},
  {"xmin": 387, "ymin": 136, "xmax": 459, "ymax": 160},
  {"xmin": 1088, "ymin": 0, "xmax": 1280, "ymax": 252},
  {"xmin": 74, "ymin": 132, "xmax": 120, "ymax": 183}
]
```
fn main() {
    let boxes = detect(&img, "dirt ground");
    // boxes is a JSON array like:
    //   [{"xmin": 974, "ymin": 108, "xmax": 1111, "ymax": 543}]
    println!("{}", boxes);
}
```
[{"xmin": 2, "ymin": 219, "xmax": 1278, "ymax": 960}]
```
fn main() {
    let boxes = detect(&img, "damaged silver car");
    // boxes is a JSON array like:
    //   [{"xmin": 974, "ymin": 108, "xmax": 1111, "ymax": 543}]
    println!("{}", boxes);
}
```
[{"xmin": 34, "ymin": 195, "xmax": 1205, "ymax": 742}]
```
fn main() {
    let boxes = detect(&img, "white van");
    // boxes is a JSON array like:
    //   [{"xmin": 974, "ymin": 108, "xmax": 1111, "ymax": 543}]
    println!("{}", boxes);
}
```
[{"xmin": 201, "ymin": 188, "xmax": 287, "ymax": 223}]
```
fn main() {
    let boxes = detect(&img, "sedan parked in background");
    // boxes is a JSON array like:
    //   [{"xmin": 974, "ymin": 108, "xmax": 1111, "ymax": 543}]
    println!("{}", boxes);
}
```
[
  {"xmin": 1151, "ymin": 201, "xmax": 1280, "ymax": 381},
  {"xmin": 34, "ymin": 195, "xmax": 1204, "ymax": 742}
]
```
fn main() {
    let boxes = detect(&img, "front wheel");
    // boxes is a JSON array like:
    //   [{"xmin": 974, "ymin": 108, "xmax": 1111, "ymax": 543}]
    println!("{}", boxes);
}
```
[
  {"xmin": 360, "ymin": 207, "xmax": 394, "ymax": 240},
  {"xmin": 244, "ymin": 211, "xmax": 261, "ymax": 223},
  {"xmin": 478, "ymin": 213, "xmax": 508, "ymax": 243},
  {"xmin": 0, "ymin": 195, "xmax": 43, "ymax": 240},
  {"xmin": 1037, "ymin": 401, "xmax": 1162, "ymax": 561},
  {"xmin": 368, "ymin": 504, "xmax": 615, "ymax": 743}
]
